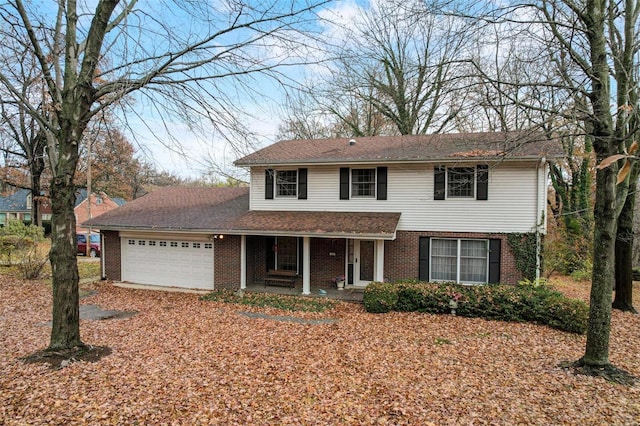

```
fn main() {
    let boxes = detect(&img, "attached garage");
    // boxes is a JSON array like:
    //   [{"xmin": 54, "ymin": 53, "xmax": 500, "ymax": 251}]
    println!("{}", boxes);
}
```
[{"xmin": 121, "ymin": 235, "xmax": 214, "ymax": 290}]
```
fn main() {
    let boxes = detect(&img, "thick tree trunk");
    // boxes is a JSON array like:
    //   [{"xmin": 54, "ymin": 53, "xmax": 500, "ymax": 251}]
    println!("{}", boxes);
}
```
[
  {"xmin": 48, "ymin": 174, "xmax": 82, "ymax": 350},
  {"xmin": 613, "ymin": 176, "xmax": 638, "ymax": 313},
  {"xmin": 575, "ymin": 0, "xmax": 616, "ymax": 369},
  {"xmin": 579, "ymin": 166, "xmax": 617, "ymax": 366}
]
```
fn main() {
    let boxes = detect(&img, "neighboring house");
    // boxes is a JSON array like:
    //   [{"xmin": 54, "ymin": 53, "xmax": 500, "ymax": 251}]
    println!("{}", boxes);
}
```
[
  {"xmin": 0, "ymin": 189, "xmax": 34, "ymax": 225},
  {"xmin": 74, "ymin": 190, "xmax": 126, "ymax": 234},
  {"xmin": 0, "ymin": 188, "xmax": 125, "ymax": 230},
  {"xmin": 85, "ymin": 131, "xmax": 562, "ymax": 292}
]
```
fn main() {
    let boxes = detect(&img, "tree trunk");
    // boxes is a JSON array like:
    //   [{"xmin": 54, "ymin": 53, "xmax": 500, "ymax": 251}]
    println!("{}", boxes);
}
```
[
  {"xmin": 47, "ymin": 121, "xmax": 83, "ymax": 351},
  {"xmin": 576, "ymin": 0, "xmax": 616, "ymax": 369},
  {"xmin": 579, "ymin": 166, "xmax": 617, "ymax": 366},
  {"xmin": 29, "ymin": 152, "xmax": 45, "ymax": 228},
  {"xmin": 613, "ymin": 171, "xmax": 638, "ymax": 313},
  {"xmin": 48, "ymin": 174, "xmax": 82, "ymax": 350}
]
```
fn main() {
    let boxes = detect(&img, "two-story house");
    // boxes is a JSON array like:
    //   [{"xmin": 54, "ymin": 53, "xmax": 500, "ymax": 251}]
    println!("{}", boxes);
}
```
[{"xmin": 86, "ymin": 132, "xmax": 562, "ymax": 292}]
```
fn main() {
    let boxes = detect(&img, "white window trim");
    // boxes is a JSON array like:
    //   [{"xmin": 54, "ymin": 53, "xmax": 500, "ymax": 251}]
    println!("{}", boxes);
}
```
[
  {"xmin": 351, "ymin": 168, "xmax": 376, "ymax": 198},
  {"xmin": 275, "ymin": 169, "xmax": 298, "ymax": 198},
  {"xmin": 430, "ymin": 238, "xmax": 489, "ymax": 284},
  {"xmin": 446, "ymin": 166, "xmax": 476, "ymax": 199}
]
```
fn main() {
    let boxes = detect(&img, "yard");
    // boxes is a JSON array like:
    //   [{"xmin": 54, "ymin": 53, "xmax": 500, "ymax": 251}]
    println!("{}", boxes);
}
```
[{"xmin": 1, "ymin": 275, "xmax": 639, "ymax": 425}]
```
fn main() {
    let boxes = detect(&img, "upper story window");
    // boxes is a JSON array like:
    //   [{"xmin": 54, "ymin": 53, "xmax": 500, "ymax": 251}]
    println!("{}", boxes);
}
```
[
  {"xmin": 434, "ymin": 165, "xmax": 488, "ymax": 201},
  {"xmin": 447, "ymin": 167, "xmax": 475, "ymax": 198},
  {"xmin": 340, "ymin": 167, "xmax": 387, "ymax": 200},
  {"xmin": 351, "ymin": 169, "xmax": 376, "ymax": 197},
  {"xmin": 265, "ymin": 168, "xmax": 307, "ymax": 200},
  {"xmin": 276, "ymin": 170, "xmax": 297, "ymax": 197}
]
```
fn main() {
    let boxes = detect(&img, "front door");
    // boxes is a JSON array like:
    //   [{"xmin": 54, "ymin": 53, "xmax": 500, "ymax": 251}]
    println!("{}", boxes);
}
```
[{"xmin": 348, "ymin": 239, "xmax": 375, "ymax": 286}]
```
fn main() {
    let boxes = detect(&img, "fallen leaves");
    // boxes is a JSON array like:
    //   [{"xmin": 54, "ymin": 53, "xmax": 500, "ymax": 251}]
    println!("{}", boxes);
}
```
[{"xmin": 0, "ymin": 274, "xmax": 639, "ymax": 425}]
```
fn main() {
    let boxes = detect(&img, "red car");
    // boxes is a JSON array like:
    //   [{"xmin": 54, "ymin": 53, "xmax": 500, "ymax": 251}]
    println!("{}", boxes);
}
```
[{"xmin": 77, "ymin": 233, "xmax": 100, "ymax": 257}]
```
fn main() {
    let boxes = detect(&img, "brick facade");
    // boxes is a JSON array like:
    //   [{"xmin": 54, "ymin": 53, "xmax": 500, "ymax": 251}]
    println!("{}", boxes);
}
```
[
  {"xmin": 214, "ymin": 235, "xmax": 241, "ymax": 290},
  {"xmin": 385, "ymin": 231, "xmax": 522, "ymax": 285},
  {"xmin": 102, "ymin": 230, "xmax": 524, "ymax": 290},
  {"xmin": 102, "ymin": 230, "xmax": 121, "ymax": 281}
]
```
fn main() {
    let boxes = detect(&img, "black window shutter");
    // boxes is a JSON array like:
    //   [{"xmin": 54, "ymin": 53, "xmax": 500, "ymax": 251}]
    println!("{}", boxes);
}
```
[
  {"xmin": 298, "ymin": 168, "xmax": 307, "ymax": 200},
  {"xmin": 377, "ymin": 166, "xmax": 388, "ymax": 200},
  {"xmin": 477, "ymin": 165, "xmax": 489, "ymax": 200},
  {"xmin": 488, "ymin": 239, "xmax": 501, "ymax": 283},
  {"xmin": 434, "ymin": 166, "xmax": 445, "ymax": 200},
  {"xmin": 266, "ymin": 237, "xmax": 276, "ymax": 270},
  {"xmin": 339, "ymin": 167, "xmax": 350, "ymax": 200},
  {"xmin": 265, "ymin": 169, "xmax": 274, "ymax": 200},
  {"xmin": 419, "ymin": 237, "xmax": 430, "ymax": 281}
]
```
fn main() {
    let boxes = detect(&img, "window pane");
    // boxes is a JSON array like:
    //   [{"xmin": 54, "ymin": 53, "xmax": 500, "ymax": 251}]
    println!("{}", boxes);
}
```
[
  {"xmin": 447, "ymin": 167, "xmax": 475, "ymax": 198},
  {"xmin": 352, "ymin": 169, "xmax": 376, "ymax": 197},
  {"xmin": 276, "ymin": 170, "xmax": 297, "ymax": 196},
  {"xmin": 276, "ymin": 237, "xmax": 297, "ymax": 271},
  {"xmin": 431, "ymin": 239, "xmax": 457, "ymax": 281},
  {"xmin": 460, "ymin": 240, "xmax": 487, "ymax": 283}
]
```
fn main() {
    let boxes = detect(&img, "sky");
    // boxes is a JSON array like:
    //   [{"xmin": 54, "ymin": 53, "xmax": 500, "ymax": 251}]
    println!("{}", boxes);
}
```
[{"xmin": 114, "ymin": 0, "xmax": 369, "ymax": 181}]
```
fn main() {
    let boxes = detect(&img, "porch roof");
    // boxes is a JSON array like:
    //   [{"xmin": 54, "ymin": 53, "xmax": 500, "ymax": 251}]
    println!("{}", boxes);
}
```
[{"xmin": 232, "ymin": 210, "xmax": 401, "ymax": 239}]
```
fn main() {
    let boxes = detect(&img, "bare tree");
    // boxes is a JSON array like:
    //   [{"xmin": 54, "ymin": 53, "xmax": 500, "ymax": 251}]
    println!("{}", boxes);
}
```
[
  {"xmin": 290, "ymin": 0, "xmax": 471, "ymax": 137},
  {"xmin": 463, "ymin": 0, "xmax": 639, "ymax": 379},
  {"xmin": 0, "ymin": 0, "xmax": 329, "ymax": 352},
  {"xmin": 0, "ymin": 31, "xmax": 48, "ymax": 225}
]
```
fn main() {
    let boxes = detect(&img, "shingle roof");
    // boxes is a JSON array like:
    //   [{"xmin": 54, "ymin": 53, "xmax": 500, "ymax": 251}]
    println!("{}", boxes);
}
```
[
  {"xmin": 234, "ymin": 131, "xmax": 563, "ymax": 166},
  {"xmin": 0, "ymin": 189, "xmax": 30, "ymax": 212},
  {"xmin": 83, "ymin": 187, "xmax": 250, "ymax": 231},
  {"xmin": 85, "ymin": 186, "xmax": 401, "ymax": 238},
  {"xmin": 233, "ymin": 210, "xmax": 400, "ymax": 239}
]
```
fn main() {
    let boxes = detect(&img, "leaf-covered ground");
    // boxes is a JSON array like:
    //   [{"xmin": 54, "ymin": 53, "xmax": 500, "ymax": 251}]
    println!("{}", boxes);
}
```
[{"xmin": 1, "ymin": 275, "xmax": 639, "ymax": 425}]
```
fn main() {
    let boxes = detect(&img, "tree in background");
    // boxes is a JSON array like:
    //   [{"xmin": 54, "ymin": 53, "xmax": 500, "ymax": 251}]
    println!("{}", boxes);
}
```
[{"xmin": 0, "ymin": 0, "xmax": 329, "ymax": 352}]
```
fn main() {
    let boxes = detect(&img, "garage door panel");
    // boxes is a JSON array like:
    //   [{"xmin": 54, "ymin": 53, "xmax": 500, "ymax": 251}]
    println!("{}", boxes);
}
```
[{"xmin": 122, "ymin": 238, "xmax": 214, "ymax": 289}]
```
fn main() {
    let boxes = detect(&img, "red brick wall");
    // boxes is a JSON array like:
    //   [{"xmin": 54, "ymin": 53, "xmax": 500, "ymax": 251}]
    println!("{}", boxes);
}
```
[
  {"xmin": 214, "ymin": 235, "xmax": 241, "ymax": 290},
  {"xmin": 75, "ymin": 194, "xmax": 122, "ymax": 233},
  {"xmin": 309, "ymin": 238, "xmax": 346, "ymax": 288},
  {"xmin": 385, "ymin": 231, "xmax": 522, "ymax": 285},
  {"xmin": 102, "ymin": 230, "xmax": 121, "ymax": 281}
]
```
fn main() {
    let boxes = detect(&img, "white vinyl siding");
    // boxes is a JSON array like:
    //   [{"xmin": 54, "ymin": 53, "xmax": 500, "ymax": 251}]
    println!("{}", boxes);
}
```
[{"xmin": 249, "ymin": 162, "xmax": 545, "ymax": 234}]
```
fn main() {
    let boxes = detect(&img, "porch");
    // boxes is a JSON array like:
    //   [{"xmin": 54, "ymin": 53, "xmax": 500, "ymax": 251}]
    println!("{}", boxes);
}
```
[{"xmin": 244, "ymin": 282, "xmax": 365, "ymax": 302}]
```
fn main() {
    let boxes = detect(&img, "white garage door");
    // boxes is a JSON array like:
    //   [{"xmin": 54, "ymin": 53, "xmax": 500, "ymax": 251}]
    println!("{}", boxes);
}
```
[{"xmin": 121, "ymin": 237, "xmax": 214, "ymax": 290}]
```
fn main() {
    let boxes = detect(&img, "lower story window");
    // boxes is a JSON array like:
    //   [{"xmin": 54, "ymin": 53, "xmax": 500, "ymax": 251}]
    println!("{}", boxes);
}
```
[
  {"xmin": 431, "ymin": 238, "xmax": 488, "ymax": 284},
  {"xmin": 276, "ymin": 237, "xmax": 297, "ymax": 271}
]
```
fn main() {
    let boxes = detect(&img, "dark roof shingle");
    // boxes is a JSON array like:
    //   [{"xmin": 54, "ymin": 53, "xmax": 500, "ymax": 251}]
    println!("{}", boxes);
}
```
[
  {"xmin": 235, "ymin": 131, "xmax": 563, "ymax": 166},
  {"xmin": 84, "ymin": 187, "xmax": 250, "ymax": 231}
]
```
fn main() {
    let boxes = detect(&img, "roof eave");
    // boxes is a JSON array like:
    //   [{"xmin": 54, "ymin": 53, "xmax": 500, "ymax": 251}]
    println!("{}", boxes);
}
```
[{"xmin": 235, "ymin": 155, "xmax": 562, "ymax": 167}]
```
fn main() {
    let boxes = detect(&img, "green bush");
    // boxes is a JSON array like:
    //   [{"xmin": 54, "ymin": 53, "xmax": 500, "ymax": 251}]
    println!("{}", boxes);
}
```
[
  {"xmin": 363, "ymin": 281, "xmax": 588, "ymax": 334},
  {"xmin": 363, "ymin": 282, "xmax": 398, "ymax": 313}
]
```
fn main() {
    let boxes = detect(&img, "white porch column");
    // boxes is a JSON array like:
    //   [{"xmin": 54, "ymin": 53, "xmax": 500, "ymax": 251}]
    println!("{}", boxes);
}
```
[
  {"xmin": 302, "ymin": 236, "xmax": 311, "ymax": 295},
  {"xmin": 375, "ymin": 240, "xmax": 385, "ymax": 282},
  {"xmin": 240, "ymin": 235, "xmax": 247, "ymax": 290}
]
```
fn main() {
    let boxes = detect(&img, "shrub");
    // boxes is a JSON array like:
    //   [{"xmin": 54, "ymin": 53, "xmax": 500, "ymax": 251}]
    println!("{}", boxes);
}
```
[
  {"xmin": 18, "ymin": 244, "xmax": 48, "ymax": 280},
  {"xmin": 363, "ymin": 280, "xmax": 588, "ymax": 334},
  {"xmin": 363, "ymin": 282, "xmax": 398, "ymax": 313}
]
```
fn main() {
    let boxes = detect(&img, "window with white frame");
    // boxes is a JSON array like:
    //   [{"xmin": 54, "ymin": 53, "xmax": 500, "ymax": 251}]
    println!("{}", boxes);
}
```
[
  {"xmin": 276, "ymin": 170, "xmax": 297, "ymax": 197},
  {"xmin": 351, "ymin": 169, "xmax": 376, "ymax": 197},
  {"xmin": 431, "ymin": 239, "xmax": 488, "ymax": 283},
  {"xmin": 447, "ymin": 167, "xmax": 475, "ymax": 198}
]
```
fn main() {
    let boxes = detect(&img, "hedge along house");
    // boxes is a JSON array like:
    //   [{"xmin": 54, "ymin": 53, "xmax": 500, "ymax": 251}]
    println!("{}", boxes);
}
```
[{"xmin": 85, "ymin": 132, "xmax": 562, "ymax": 293}]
